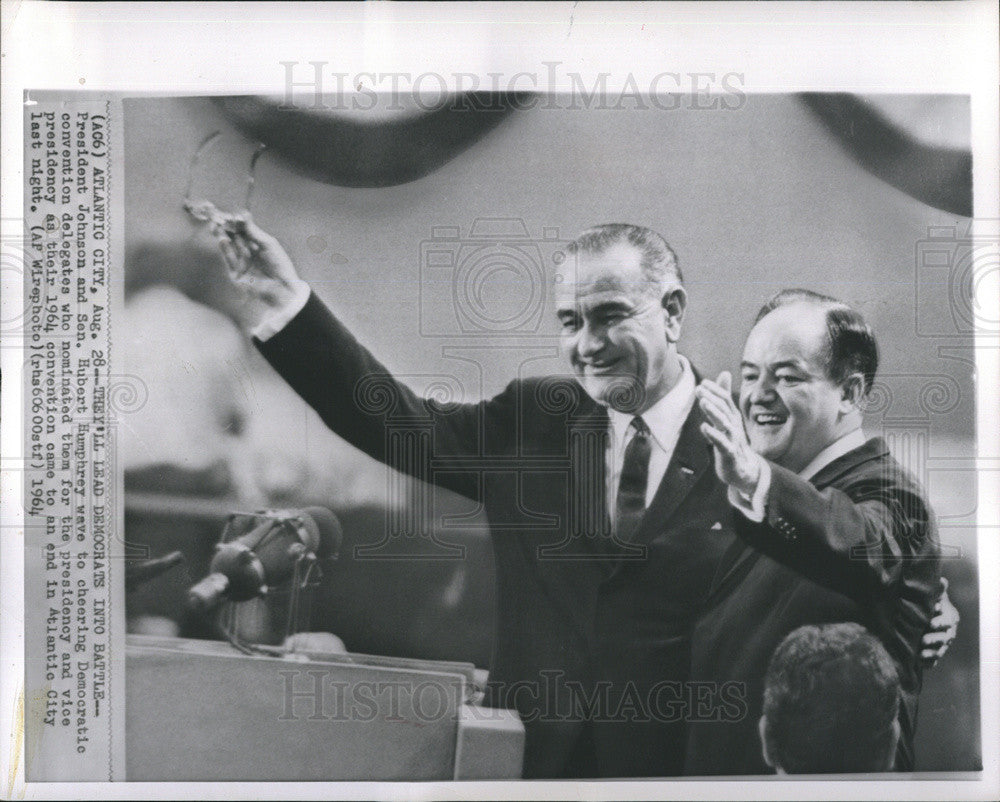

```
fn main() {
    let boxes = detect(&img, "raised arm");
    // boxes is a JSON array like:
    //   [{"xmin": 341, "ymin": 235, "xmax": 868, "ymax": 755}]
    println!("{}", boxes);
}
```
[
  {"xmin": 214, "ymin": 213, "xmax": 514, "ymax": 502},
  {"xmin": 733, "ymin": 457, "xmax": 938, "ymax": 598}
]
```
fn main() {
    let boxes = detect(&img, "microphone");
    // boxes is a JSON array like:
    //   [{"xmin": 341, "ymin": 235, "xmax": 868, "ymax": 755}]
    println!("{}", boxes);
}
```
[
  {"xmin": 126, "ymin": 550, "xmax": 185, "ymax": 591},
  {"xmin": 188, "ymin": 506, "xmax": 342, "ymax": 612}
]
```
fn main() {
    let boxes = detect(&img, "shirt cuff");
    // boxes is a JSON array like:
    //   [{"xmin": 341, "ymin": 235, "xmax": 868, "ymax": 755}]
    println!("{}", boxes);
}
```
[
  {"xmin": 250, "ymin": 280, "xmax": 311, "ymax": 342},
  {"xmin": 727, "ymin": 459, "xmax": 772, "ymax": 523}
]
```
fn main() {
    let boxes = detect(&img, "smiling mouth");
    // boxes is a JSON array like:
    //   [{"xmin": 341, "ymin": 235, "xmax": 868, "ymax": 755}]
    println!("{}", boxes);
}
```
[
  {"xmin": 750, "ymin": 411, "xmax": 787, "ymax": 427},
  {"xmin": 582, "ymin": 361, "xmax": 621, "ymax": 375}
]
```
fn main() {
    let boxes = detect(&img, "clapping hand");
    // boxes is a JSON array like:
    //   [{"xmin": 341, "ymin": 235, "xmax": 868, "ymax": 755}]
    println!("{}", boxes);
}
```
[{"xmin": 696, "ymin": 371, "xmax": 764, "ymax": 498}]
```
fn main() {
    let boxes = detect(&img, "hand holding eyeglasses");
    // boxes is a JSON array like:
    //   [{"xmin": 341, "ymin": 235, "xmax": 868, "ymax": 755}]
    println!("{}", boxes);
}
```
[
  {"xmin": 214, "ymin": 211, "xmax": 305, "ymax": 310},
  {"xmin": 179, "ymin": 132, "xmax": 304, "ymax": 311}
]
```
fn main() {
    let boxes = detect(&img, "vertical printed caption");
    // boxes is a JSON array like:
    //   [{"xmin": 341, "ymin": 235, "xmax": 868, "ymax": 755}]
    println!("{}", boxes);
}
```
[{"xmin": 23, "ymin": 99, "xmax": 113, "ymax": 781}]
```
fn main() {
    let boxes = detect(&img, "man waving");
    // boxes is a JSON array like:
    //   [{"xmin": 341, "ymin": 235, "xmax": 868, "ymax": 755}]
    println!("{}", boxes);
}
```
[{"xmin": 687, "ymin": 289, "xmax": 942, "ymax": 774}]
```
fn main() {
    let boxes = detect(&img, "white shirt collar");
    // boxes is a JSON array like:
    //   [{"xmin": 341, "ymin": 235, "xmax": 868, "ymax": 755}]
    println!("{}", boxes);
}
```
[
  {"xmin": 607, "ymin": 355, "xmax": 696, "ymax": 452},
  {"xmin": 799, "ymin": 428, "xmax": 867, "ymax": 481}
]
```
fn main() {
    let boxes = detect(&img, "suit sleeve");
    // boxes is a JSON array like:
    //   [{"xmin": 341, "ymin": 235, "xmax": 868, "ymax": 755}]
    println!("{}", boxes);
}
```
[
  {"xmin": 733, "ymin": 461, "xmax": 940, "ymax": 600},
  {"xmin": 254, "ymin": 292, "xmax": 516, "ymax": 502}
]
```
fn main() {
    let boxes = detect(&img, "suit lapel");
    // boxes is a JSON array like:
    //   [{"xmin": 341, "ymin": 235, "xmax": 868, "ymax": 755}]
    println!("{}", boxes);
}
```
[{"xmin": 634, "ymin": 403, "xmax": 710, "ymax": 544}]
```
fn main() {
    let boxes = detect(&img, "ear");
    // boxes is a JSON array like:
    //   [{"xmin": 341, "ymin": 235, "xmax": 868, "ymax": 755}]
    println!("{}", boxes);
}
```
[
  {"xmin": 661, "ymin": 286, "xmax": 687, "ymax": 343},
  {"xmin": 758, "ymin": 715, "xmax": 776, "ymax": 770},
  {"xmin": 839, "ymin": 372, "xmax": 866, "ymax": 412}
]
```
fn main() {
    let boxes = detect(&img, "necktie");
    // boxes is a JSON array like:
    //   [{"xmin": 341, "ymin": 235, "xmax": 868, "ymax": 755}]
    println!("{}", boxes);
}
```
[{"xmin": 615, "ymin": 416, "xmax": 651, "ymax": 541}]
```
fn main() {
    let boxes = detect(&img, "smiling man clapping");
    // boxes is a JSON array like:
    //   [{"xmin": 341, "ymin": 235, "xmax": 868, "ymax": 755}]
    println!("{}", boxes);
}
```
[{"xmin": 685, "ymin": 289, "xmax": 942, "ymax": 775}]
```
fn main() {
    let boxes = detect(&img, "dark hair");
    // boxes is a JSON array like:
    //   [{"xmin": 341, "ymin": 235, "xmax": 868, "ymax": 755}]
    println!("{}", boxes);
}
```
[
  {"xmin": 564, "ymin": 223, "xmax": 682, "ymax": 294},
  {"xmin": 762, "ymin": 623, "xmax": 901, "ymax": 774},
  {"xmin": 755, "ymin": 289, "xmax": 878, "ymax": 396}
]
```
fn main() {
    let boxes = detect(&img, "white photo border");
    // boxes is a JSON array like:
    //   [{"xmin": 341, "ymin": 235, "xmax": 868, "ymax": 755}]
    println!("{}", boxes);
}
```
[{"xmin": 2, "ymin": 2, "xmax": 997, "ymax": 800}]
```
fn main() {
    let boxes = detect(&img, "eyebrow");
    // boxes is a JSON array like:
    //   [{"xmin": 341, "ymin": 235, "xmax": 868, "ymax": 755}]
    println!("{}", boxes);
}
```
[
  {"xmin": 593, "ymin": 299, "xmax": 634, "ymax": 314},
  {"xmin": 558, "ymin": 298, "xmax": 634, "ymax": 316},
  {"xmin": 740, "ymin": 360, "xmax": 806, "ymax": 371}
]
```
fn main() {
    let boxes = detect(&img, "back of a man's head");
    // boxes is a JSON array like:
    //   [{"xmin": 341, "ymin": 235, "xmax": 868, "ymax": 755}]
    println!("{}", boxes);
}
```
[{"xmin": 760, "ymin": 622, "xmax": 901, "ymax": 774}]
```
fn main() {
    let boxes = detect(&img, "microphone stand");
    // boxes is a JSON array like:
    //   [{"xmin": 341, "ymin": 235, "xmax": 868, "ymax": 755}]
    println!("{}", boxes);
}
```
[{"xmin": 210, "ymin": 510, "xmax": 327, "ymax": 656}]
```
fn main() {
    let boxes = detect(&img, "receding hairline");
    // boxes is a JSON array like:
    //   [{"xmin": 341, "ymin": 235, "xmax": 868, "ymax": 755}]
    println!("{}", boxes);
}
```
[
  {"xmin": 751, "ymin": 289, "xmax": 879, "ymax": 395},
  {"xmin": 559, "ymin": 223, "xmax": 683, "ymax": 298},
  {"xmin": 755, "ymin": 293, "xmax": 849, "ymax": 324},
  {"xmin": 752, "ymin": 299, "xmax": 834, "ymax": 332}
]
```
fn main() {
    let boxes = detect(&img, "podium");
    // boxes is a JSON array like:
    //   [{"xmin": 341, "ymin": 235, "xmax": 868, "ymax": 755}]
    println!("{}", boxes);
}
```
[{"xmin": 126, "ymin": 634, "xmax": 524, "ymax": 781}]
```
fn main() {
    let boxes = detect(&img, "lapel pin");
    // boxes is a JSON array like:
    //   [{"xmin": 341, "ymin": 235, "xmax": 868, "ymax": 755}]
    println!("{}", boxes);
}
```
[
  {"xmin": 680, "ymin": 465, "xmax": 695, "ymax": 476},
  {"xmin": 711, "ymin": 522, "xmax": 723, "ymax": 530}
]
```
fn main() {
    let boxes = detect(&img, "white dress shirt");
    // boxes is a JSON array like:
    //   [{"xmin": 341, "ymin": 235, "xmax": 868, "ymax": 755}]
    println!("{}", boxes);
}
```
[
  {"xmin": 606, "ymin": 355, "xmax": 697, "ymax": 519},
  {"xmin": 730, "ymin": 428, "xmax": 867, "ymax": 522}
]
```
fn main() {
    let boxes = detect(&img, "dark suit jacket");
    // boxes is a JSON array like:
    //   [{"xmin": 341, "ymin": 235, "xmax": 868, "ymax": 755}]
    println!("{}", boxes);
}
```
[
  {"xmin": 256, "ymin": 293, "xmax": 739, "ymax": 778},
  {"xmin": 684, "ymin": 438, "xmax": 941, "ymax": 775}
]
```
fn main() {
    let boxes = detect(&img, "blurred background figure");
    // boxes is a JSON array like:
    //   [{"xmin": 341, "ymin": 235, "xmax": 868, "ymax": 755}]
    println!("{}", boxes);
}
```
[
  {"xmin": 122, "ymin": 268, "xmax": 493, "ymax": 658},
  {"xmin": 760, "ymin": 622, "xmax": 901, "ymax": 774},
  {"xmin": 122, "ymin": 284, "xmax": 255, "ymax": 501}
]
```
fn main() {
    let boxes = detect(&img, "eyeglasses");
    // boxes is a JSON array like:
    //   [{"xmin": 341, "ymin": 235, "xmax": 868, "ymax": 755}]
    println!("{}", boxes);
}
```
[{"xmin": 182, "ymin": 131, "xmax": 267, "ymax": 232}]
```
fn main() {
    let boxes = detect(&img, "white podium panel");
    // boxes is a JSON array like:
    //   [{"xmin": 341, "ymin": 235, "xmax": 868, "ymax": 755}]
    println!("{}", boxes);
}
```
[{"xmin": 126, "ymin": 635, "xmax": 523, "ymax": 781}]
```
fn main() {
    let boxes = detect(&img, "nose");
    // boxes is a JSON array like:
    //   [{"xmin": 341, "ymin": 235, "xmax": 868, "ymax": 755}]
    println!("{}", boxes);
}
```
[
  {"xmin": 747, "ymin": 376, "xmax": 777, "ymax": 406},
  {"xmin": 575, "ymin": 323, "xmax": 604, "ymax": 359}
]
